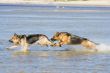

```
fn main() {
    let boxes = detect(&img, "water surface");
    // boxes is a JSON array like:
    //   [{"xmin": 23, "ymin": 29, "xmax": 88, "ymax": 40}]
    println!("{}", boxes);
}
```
[{"xmin": 0, "ymin": 4, "xmax": 110, "ymax": 73}]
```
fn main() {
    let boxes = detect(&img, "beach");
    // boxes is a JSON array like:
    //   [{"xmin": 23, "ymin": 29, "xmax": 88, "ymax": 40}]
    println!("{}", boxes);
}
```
[{"xmin": 0, "ymin": 0, "xmax": 110, "ymax": 6}]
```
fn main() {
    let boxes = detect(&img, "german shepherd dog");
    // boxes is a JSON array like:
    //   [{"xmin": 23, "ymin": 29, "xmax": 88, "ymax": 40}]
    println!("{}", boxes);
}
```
[
  {"xmin": 8, "ymin": 33, "xmax": 54, "ymax": 51},
  {"xmin": 51, "ymin": 32, "xmax": 97, "ymax": 49}
]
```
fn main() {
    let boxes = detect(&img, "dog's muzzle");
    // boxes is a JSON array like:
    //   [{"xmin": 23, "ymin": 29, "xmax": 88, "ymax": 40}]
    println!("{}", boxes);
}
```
[
  {"xmin": 9, "ymin": 40, "xmax": 13, "ymax": 43},
  {"xmin": 51, "ymin": 38, "xmax": 56, "ymax": 41}
]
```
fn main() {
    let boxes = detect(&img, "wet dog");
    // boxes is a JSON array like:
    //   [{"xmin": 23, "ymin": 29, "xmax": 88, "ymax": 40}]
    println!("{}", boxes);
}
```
[
  {"xmin": 51, "ymin": 32, "xmax": 97, "ymax": 49},
  {"xmin": 8, "ymin": 33, "xmax": 54, "ymax": 51}
]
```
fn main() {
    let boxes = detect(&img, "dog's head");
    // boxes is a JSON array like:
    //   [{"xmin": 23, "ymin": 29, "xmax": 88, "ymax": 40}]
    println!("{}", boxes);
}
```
[
  {"xmin": 51, "ymin": 32, "xmax": 71, "ymax": 42},
  {"xmin": 9, "ymin": 33, "xmax": 21, "ymax": 45},
  {"xmin": 51, "ymin": 32, "xmax": 60, "ymax": 41}
]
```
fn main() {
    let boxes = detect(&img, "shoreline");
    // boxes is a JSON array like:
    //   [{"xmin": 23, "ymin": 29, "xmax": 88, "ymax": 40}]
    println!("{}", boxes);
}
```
[{"xmin": 0, "ymin": 1, "xmax": 110, "ymax": 7}]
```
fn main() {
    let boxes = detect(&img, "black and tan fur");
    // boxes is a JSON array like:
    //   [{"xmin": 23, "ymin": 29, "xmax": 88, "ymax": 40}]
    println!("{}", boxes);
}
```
[
  {"xmin": 51, "ymin": 32, "xmax": 97, "ymax": 49},
  {"xmin": 9, "ymin": 33, "xmax": 54, "ymax": 51}
]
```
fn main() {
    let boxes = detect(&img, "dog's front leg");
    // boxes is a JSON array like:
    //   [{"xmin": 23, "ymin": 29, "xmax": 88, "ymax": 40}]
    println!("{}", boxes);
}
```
[
  {"xmin": 21, "ymin": 42, "xmax": 29, "ymax": 52},
  {"xmin": 21, "ymin": 45, "xmax": 29, "ymax": 52},
  {"xmin": 21, "ymin": 39, "xmax": 29, "ymax": 52},
  {"xmin": 34, "ymin": 40, "xmax": 47, "ymax": 47}
]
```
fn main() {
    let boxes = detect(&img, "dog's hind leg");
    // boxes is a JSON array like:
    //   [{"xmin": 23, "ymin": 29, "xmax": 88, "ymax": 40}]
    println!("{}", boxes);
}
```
[
  {"xmin": 81, "ymin": 40, "xmax": 97, "ymax": 52},
  {"xmin": 42, "ymin": 39, "xmax": 56, "ymax": 47},
  {"xmin": 46, "ymin": 41, "xmax": 54, "ymax": 46},
  {"xmin": 35, "ymin": 41, "xmax": 49, "ymax": 47},
  {"xmin": 34, "ymin": 38, "xmax": 49, "ymax": 47}
]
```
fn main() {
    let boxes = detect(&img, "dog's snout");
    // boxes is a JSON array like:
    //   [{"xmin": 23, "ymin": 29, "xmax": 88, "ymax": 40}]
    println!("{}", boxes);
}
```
[
  {"xmin": 51, "ymin": 38, "xmax": 56, "ymax": 41},
  {"xmin": 51, "ymin": 38, "xmax": 53, "ymax": 40},
  {"xmin": 9, "ymin": 40, "xmax": 13, "ymax": 43}
]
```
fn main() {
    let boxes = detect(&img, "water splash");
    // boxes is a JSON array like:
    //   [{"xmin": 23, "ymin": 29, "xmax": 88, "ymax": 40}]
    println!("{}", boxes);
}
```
[{"xmin": 95, "ymin": 44, "xmax": 110, "ymax": 52}]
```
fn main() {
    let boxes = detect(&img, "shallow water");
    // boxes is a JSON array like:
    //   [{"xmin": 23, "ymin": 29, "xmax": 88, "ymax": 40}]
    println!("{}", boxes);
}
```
[{"xmin": 0, "ymin": 4, "xmax": 110, "ymax": 73}]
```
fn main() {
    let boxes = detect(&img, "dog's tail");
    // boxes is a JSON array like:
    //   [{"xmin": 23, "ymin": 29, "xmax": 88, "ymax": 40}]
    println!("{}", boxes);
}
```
[{"xmin": 81, "ymin": 38, "xmax": 98, "ymax": 49}]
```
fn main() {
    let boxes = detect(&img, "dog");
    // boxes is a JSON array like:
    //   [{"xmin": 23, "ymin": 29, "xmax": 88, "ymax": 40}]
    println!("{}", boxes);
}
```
[
  {"xmin": 8, "ymin": 33, "xmax": 54, "ymax": 51},
  {"xmin": 51, "ymin": 32, "xmax": 97, "ymax": 49}
]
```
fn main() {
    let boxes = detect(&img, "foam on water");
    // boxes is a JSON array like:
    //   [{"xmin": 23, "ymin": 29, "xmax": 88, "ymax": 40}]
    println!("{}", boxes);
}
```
[{"xmin": 95, "ymin": 44, "xmax": 110, "ymax": 52}]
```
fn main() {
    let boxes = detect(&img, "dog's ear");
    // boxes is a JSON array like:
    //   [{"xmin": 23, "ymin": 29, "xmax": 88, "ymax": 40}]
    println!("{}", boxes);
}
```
[
  {"xmin": 14, "ymin": 33, "xmax": 18, "ymax": 36},
  {"xmin": 55, "ymin": 32, "xmax": 60, "ymax": 36},
  {"xmin": 55, "ymin": 32, "xmax": 59, "ymax": 35}
]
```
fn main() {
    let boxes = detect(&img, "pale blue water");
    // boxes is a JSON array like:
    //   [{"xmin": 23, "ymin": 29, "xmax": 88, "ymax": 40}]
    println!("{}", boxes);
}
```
[{"xmin": 0, "ymin": 4, "xmax": 110, "ymax": 73}]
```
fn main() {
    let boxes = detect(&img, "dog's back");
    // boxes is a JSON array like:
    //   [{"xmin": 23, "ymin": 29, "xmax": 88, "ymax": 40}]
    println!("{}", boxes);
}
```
[
  {"xmin": 26, "ymin": 34, "xmax": 43, "ymax": 44},
  {"xmin": 26, "ymin": 34, "xmax": 54, "ymax": 46},
  {"xmin": 69, "ymin": 34, "xmax": 83, "ymax": 44}
]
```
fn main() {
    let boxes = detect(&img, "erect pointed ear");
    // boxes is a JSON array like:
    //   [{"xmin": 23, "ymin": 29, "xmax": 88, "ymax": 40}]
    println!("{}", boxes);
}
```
[
  {"xmin": 14, "ymin": 33, "xmax": 18, "ymax": 36},
  {"xmin": 55, "ymin": 32, "xmax": 60, "ymax": 36},
  {"xmin": 55, "ymin": 32, "xmax": 59, "ymax": 35}
]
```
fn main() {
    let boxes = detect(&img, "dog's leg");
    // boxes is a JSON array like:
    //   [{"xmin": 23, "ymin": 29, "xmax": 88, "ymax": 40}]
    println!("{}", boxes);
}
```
[
  {"xmin": 46, "ymin": 40, "xmax": 55, "ymax": 47},
  {"xmin": 36, "ymin": 41, "xmax": 48, "ymax": 47},
  {"xmin": 34, "ymin": 38, "xmax": 48, "ymax": 47},
  {"xmin": 21, "ymin": 44, "xmax": 29, "ymax": 52},
  {"xmin": 81, "ymin": 40, "xmax": 97, "ymax": 52},
  {"xmin": 43, "ymin": 38, "xmax": 57, "ymax": 47},
  {"xmin": 21, "ymin": 38, "xmax": 29, "ymax": 52}
]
